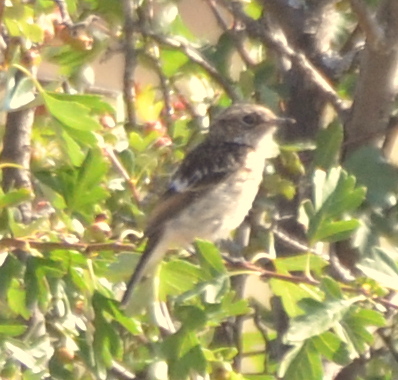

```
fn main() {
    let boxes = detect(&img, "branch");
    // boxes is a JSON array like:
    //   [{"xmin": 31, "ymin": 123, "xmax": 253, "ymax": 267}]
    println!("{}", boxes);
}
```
[
  {"xmin": 103, "ymin": 145, "xmax": 141, "ymax": 204},
  {"xmin": 0, "ymin": 59, "xmax": 37, "ymax": 223},
  {"xmin": 122, "ymin": 0, "xmax": 137, "ymax": 130},
  {"xmin": 218, "ymin": 0, "xmax": 348, "ymax": 118},
  {"xmin": 350, "ymin": 0, "xmax": 385, "ymax": 50},
  {"xmin": 53, "ymin": 0, "xmax": 73, "ymax": 26},
  {"xmin": 205, "ymin": 0, "xmax": 256, "ymax": 68},
  {"xmin": 147, "ymin": 32, "xmax": 240, "ymax": 102},
  {"xmin": 0, "ymin": 237, "xmax": 137, "ymax": 255},
  {"xmin": 344, "ymin": 0, "xmax": 398, "ymax": 154}
]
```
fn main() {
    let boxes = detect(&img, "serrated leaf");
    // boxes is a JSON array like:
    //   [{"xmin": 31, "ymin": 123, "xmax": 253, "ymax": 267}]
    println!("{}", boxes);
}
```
[
  {"xmin": 345, "ymin": 146, "xmax": 398, "ymax": 208},
  {"xmin": 351, "ymin": 308, "xmax": 386, "ymax": 327},
  {"xmin": 286, "ymin": 298, "xmax": 360, "ymax": 343},
  {"xmin": 311, "ymin": 332, "xmax": 350, "ymax": 365},
  {"xmin": 270, "ymin": 280, "xmax": 321, "ymax": 317},
  {"xmin": 312, "ymin": 219, "xmax": 360, "ymax": 243},
  {"xmin": 279, "ymin": 341, "xmax": 323, "ymax": 380}
]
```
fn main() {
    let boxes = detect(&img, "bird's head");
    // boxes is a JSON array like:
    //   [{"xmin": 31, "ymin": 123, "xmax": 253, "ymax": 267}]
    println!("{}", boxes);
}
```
[{"xmin": 209, "ymin": 103, "xmax": 293, "ymax": 148}]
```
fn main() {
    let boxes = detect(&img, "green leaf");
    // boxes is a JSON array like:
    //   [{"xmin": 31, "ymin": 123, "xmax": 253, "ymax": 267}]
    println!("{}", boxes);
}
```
[
  {"xmin": 345, "ymin": 146, "xmax": 398, "ymax": 208},
  {"xmin": 0, "ymin": 189, "xmax": 32, "ymax": 209},
  {"xmin": 48, "ymin": 93, "xmax": 114, "ymax": 114},
  {"xmin": 243, "ymin": 0, "xmax": 263, "ymax": 19},
  {"xmin": 308, "ymin": 167, "xmax": 366, "ymax": 243},
  {"xmin": 160, "ymin": 49, "xmax": 189, "ymax": 77},
  {"xmin": 274, "ymin": 254, "xmax": 328, "ymax": 274},
  {"xmin": 92, "ymin": 293, "xmax": 123, "ymax": 367},
  {"xmin": 270, "ymin": 280, "xmax": 322, "ymax": 317},
  {"xmin": 314, "ymin": 123, "xmax": 343, "ymax": 171},
  {"xmin": 204, "ymin": 291, "xmax": 251, "ymax": 323},
  {"xmin": 320, "ymin": 276, "xmax": 344, "ymax": 300},
  {"xmin": 311, "ymin": 332, "xmax": 350, "ymax": 365},
  {"xmin": 285, "ymin": 298, "xmax": 359, "ymax": 343},
  {"xmin": 7, "ymin": 279, "xmax": 31, "ymax": 320},
  {"xmin": 280, "ymin": 341, "xmax": 323, "ymax": 380},
  {"xmin": 312, "ymin": 219, "xmax": 360, "ymax": 243},
  {"xmin": 6, "ymin": 76, "xmax": 36, "ymax": 110},
  {"xmin": 0, "ymin": 255, "xmax": 24, "ymax": 299},
  {"xmin": 161, "ymin": 259, "xmax": 205, "ymax": 297},
  {"xmin": 279, "ymin": 150, "xmax": 305, "ymax": 176},
  {"xmin": 350, "ymin": 308, "xmax": 386, "ymax": 327},
  {"xmin": 0, "ymin": 322, "xmax": 27, "ymax": 336},
  {"xmin": 162, "ymin": 330, "xmax": 207, "ymax": 380},
  {"xmin": 341, "ymin": 308, "xmax": 379, "ymax": 354},
  {"xmin": 59, "ymin": 128, "xmax": 86, "ymax": 166},
  {"xmin": 358, "ymin": 247, "xmax": 398, "ymax": 290},
  {"xmin": 175, "ymin": 305, "xmax": 207, "ymax": 330},
  {"xmin": 93, "ymin": 292, "xmax": 141, "ymax": 335},
  {"xmin": 195, "ymin": 240, "xmax": 226, "ymax": 277},
  {"xmin": 42, "ymin": 92, "xmax": 102, "ymax": 132}
]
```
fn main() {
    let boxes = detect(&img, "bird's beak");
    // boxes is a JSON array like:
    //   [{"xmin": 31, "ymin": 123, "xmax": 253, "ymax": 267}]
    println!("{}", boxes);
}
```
[{"xmin": 274, "ymin": 117, "xmax": 296, "ymax": 126}]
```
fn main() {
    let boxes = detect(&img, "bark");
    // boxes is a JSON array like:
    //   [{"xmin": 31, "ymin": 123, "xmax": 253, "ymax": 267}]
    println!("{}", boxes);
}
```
[
  {"xmin": 344, "ymin": 0, "xmax": 398, "ymax": 155},
  {"xmin": 0, "ymin": 106, "xmax": 34, "ymax": 223}
]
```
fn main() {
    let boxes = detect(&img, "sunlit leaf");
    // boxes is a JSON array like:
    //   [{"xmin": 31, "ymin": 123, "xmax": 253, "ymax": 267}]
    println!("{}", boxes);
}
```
[{"xmin": 42, "ymin": 92, "xmax": 102, "ymax": 131}]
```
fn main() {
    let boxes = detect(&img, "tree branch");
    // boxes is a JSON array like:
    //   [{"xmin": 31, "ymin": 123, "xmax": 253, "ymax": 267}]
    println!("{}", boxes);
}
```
[
  {"xmin": 345, "ymin": 0, "xmax": 398, "ymax": 154},
  {"xmin": 350, "ymin": 0, "xmax": 385, "ymax": 50},
  {"xmin": 218, "ymin": 0, "xmax": 348, "ymax": 118},
  {"xmin": 122, "ymin": 0, "xmax": 138, "ymax": 130},
  {"xmin": 148, "ymin": 32, "xmax": 240, "ymax": 102}
]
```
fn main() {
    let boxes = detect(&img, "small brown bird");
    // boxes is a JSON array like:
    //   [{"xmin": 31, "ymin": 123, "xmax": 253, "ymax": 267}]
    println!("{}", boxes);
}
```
[{"xmin": 121, "ymin": 103, "xmax": 289, "ymax": 308}]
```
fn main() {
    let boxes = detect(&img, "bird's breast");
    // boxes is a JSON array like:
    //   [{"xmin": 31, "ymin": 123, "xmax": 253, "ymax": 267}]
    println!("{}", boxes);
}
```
[{"xmin": 164, "ymin": 150, "xmax": 267, "ymax": 245}]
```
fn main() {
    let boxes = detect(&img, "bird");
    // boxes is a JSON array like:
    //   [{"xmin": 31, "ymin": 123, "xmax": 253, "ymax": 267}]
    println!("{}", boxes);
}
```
[{"xmin": 121, "ymin": 103, "xmax": 290, "ymax": 309}]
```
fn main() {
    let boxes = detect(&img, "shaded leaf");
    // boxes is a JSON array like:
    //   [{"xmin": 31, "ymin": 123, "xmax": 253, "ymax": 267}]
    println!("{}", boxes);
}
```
[
  {"xmin": 314, "ymin": 123, "xmax": 343, "ymax": 171},
  {"xmin": 345, "ymin": 146, "xmax": 398, "ymax": 208}
]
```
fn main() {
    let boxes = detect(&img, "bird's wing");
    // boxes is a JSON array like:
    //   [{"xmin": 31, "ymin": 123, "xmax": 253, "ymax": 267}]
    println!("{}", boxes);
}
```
[
  {"xmin": 120, "ymin": 142, "xmax": 252, "ymax": 308},
  {"xmin": 145, "ymin": 141, "xmax": 251, "ymax": 237}
]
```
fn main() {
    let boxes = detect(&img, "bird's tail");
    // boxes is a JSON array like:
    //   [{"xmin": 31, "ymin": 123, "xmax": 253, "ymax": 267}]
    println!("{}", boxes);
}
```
[{"xmin": 120, "ymin": 232, "xmax": 169, "ymax": 310}]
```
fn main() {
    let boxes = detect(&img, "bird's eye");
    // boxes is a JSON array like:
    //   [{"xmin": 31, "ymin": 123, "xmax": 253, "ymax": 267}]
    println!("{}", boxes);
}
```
[{"xmin": 242, "ymin": 113, "xmax": 257, "ymax": 126}]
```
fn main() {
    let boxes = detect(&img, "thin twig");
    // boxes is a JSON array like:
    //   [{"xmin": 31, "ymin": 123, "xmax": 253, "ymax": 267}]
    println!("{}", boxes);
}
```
[
  {"xmin": 147, "ymin": 32, "xmax": 240, "ymax": 102},
  {"xmin": 272, "ymin": 226, "xmax": 326, "ymax": 257},
  {"xmin": 142, "ymin": 52, "xmax": 174, "ymax": 128},
  {"xmin": 205, "ymin": 0, "xmax": 256, "ymax": 68},
  {"xmin": 0, "ymin": 237, "xmax": 136, "ymax": 254},
  {"xmin": 53, "ymin": 0, "xmax": 73, "ymax": 26},
  {"xmin": 1, "ymin": 236, "xmax": 397, "ymax": 310},
  {"xmin": 103, "ymin": 145, "xmax": 141, "ymax": 204}
]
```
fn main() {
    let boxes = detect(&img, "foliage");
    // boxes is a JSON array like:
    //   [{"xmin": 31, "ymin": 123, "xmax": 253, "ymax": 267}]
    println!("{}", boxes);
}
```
[{"xmin": 1, "ymin": 1, "xmax": 398, "ymax": 380}]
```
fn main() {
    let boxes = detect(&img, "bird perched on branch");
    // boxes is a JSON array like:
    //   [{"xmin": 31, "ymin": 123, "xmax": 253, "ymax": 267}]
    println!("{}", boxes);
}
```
[{"xmin": 121, "ymin": 103, "xmax": 290, "ymax": 312}]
